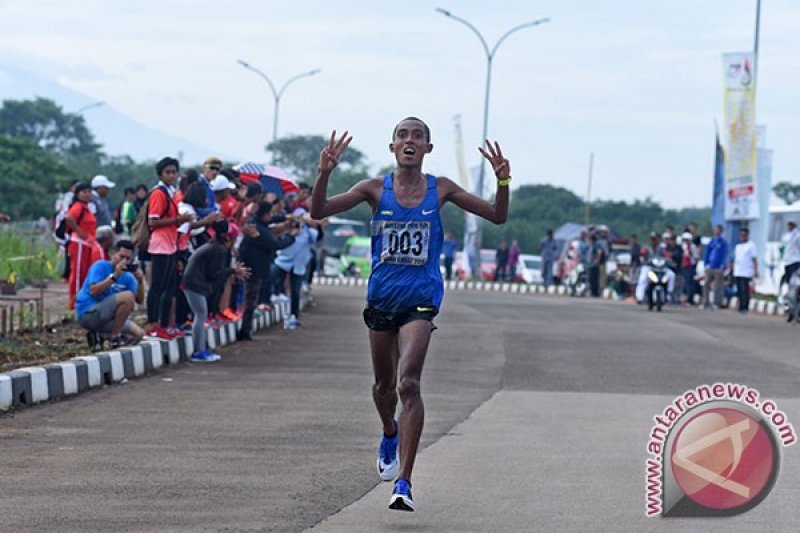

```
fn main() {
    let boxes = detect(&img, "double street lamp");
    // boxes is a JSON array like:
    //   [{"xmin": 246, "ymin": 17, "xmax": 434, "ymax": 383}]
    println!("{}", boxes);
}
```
[
  {"xmin": 436, "ymin": 8, "xmax": 549, "ymax": 201},
  {"xmin": 64, "ymin": 100, "xmax": 105, "ymax": 130},
  {"xmin": 73, "ymin": 101, "xmax": 105, "ymax": 115},
  {"xmin": 237, "ymin": 59, "xmax": 321, "ymax": 157}
]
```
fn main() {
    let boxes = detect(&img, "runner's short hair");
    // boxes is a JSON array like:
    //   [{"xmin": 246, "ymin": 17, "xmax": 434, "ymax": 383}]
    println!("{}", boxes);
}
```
[{"xmin": 393, "ymin": 117, "xmax": 430, "ymax": 142}]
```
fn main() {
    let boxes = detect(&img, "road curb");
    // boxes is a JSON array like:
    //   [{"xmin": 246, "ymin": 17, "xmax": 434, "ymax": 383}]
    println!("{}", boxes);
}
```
[
  {"xmin": 0, "ymin": 304, "xmax": 289, "ymax": 412},
  {"xmin": 315, "ymin": 275, "xmax": 785, "ymax": 319}
]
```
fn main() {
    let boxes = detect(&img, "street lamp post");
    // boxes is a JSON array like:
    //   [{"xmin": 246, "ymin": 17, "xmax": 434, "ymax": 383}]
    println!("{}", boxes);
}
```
[
  {"xmin": 73, "ymin": 101, "xmax": 105, "ymax": 115},
  {"xmin": 237, "ymin": 60, "xmax": 321, "ymax": 158},
  {"xmin": 436, "ymin": 8, "xmax": 549, "ymax": 241},
  {"xmin": 65, "ymin": 101, "xmax": 104, "ymax": 128}
]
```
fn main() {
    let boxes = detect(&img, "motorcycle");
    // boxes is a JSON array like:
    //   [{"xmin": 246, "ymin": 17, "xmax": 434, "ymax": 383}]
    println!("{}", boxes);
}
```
[
  {"xmin": 646, "ymin": 257, "xmax": 669, "ymax": 312},
  {"xmin": 784, "ymin": 269, "xmax": 800, "ymax": 323},
  {"xmin": 568, "ymin": 263, "xmax": 589, "ymax": 297}
]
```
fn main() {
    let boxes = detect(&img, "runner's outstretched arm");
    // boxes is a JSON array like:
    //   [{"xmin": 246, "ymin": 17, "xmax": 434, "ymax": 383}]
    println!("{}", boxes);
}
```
[
  {"xmin": 441, "ymin": 140, "xmax": 510, "ymax": 224},
  {"xmin": 311, "ymin": 130, "xmax": 374, "ymax": 219}
]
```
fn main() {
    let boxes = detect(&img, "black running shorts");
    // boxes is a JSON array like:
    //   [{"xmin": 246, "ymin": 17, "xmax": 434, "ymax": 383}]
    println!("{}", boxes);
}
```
[{"xmin": 363, "ymin": 305, "xmax": 438, "ymax": 332}]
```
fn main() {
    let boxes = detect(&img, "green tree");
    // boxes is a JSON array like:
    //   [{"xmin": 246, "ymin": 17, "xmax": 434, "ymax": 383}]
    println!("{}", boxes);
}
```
[
  {"xmin": 479, "ymin": 184, "xmax": 711, "ymax": 253},
  {"xmin": 0, "ymin": 97, "xmax": 102, "ymax": 163},
  {"xmin": 267, "ymin": 134, "xmax": 367, "ymax": 181},
  {"xmin": 0, "ymin": 136, "xmax": 79, "ymax": 219},
  {"xmin": 773, "ymin": 181, "xmax": 800, "ymax": 205},
  {"xmin": 269, "ymin": 134, "xmax": 374, "ymax": 222}
]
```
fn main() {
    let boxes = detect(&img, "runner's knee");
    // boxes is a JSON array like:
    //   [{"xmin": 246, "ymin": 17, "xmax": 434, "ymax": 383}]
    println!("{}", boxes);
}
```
[
  {"xmin": 373, "ymin": 380, "xmax": 396, "ymax": 398},
  {"xmin": 397, "ymin": 377, "xmax": 420, "ymax": 401}
]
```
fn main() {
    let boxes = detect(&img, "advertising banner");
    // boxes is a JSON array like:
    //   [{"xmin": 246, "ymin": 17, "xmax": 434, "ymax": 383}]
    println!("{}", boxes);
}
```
[{"xmin": 722, "ymin": 52, "xmax": 758, "ymax": 220}]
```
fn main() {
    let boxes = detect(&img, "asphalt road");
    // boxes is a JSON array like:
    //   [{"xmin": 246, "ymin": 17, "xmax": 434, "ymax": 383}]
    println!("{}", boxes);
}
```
[{"xmin": 1, "ymin": 286, "xmax": 798, "ymax": 532}]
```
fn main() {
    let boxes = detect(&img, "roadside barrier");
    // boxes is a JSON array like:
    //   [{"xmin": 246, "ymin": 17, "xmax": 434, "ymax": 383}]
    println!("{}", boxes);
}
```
[{"xmin": 0, "ymin": 305, "xmax": 287, "ymax": 411}]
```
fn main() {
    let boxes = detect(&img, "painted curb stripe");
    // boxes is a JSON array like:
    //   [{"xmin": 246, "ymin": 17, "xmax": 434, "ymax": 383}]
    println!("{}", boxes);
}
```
[
  {"xmin": 0, "ymin": 374, "xmax": 12, "ymax": 410},
  {"xmin": 120, "ymin": 349, "xmax": 135, "ymax": 378},
  {"xmin": 8, "ymin": 371, "xmax": 33, "ymax": 407},
  {"xmin": 17, "ymin": 367, "xmax": 49, "ymax": 403},
  {"xmin": 43, "ymin": 365, "xmax": 65, "ymax": 399},
  {"xmin": 142, "ymin": 343, "xmax": 154, "ymax": 372},
  {"xmin": 56, "ymin": 361, "xmax": 79, "ymax": 396},
  {"xmin": 72, "ymin": 359, "xmax": 90, "ymax": 392}
]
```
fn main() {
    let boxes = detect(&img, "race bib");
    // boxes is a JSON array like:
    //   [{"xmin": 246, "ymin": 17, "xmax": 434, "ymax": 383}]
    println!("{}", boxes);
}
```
[{"xmin": 380, "ymin": 221, "xmax": 430, "ymax": 266}]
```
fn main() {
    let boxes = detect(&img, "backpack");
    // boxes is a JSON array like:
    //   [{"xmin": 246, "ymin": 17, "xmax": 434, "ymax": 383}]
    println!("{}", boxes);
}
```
[
  {"xmin": 54, "ymin": 202, "xmax": 86, "ymax": 244},
  {"xmin": 131, "ymin": 185, "xmax": 172, "ymax": 250}
]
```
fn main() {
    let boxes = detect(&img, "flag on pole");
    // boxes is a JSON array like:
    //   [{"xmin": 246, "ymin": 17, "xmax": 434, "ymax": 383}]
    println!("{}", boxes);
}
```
[{"xmin": 711, "ymin": 130, "xmax": 726, "ymax": 228}]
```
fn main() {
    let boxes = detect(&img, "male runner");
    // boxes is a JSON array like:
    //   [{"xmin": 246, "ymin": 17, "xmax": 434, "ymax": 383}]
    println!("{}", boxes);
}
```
[{"xmin": 310, "ymin": 118, "xmax": 510, "ymax": 511}]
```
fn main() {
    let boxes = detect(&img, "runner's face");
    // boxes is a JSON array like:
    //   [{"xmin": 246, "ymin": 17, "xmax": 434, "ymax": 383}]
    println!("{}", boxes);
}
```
[{"xmin": 390, "ymin": 120, "xmax": 432, "ymax": 168}]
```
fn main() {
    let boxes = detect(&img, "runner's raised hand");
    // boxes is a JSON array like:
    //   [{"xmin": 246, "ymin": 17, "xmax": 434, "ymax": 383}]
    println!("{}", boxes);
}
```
[
  {"xmin": 478, "ymin": 140, "xmax": 511, "ymax": 180},
  {"xmin": 319, "ymin": 130, "xmax": 353, "ymax": 175}
]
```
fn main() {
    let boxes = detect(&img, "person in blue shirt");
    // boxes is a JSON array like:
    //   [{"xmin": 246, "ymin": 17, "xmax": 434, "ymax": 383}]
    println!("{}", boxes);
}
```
[
  {"xmin": 197, "ymin": 157, "xmax": 223, "ymax": 218},
  {"xmin": 540, "ymin": 229, "xmax": 558, "ymax": 287},
  {"xmin": 75, "ymin": 239, "xmax": 145, "ymax": 349},
  {"xmin": 271, "ymin": 209, "xmax": 319, "ymax": 327},
  {"xmin": 442, "ymin": 231, "xmax": 458, "ymax": 281},
  {"xmin": 703, "ymin": 224, "xmax": 729, "ymax": 309},
  {"xmin": 311, "ymin": 119, "xmax": 510, "ymax": 512}
]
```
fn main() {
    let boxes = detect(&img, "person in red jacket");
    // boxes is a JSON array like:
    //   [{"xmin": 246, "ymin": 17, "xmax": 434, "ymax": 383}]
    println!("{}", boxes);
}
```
[{"xmin": 65, "ymin": 182, "xmax": 97, "ymax": 310}]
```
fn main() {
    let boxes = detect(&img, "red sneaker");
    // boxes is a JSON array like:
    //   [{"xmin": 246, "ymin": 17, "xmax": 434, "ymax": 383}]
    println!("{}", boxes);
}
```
[
  {"xmin": 146, "ymin": 327, "xmax": 175, "ymax": 340},
  {"xmin": 166, "ymin": 326, "xmax": 185, "ymax": 338},
  {"xmin": 206, "ymin": 316, "xmax": 224, "ymax": 327},
  {"xmin": 222, "ymin": 308, "xmax": 238, "ymax": 321},
  {"xmin": 213, "ymin": 312, "xmax": 231, "ymax": 323}
]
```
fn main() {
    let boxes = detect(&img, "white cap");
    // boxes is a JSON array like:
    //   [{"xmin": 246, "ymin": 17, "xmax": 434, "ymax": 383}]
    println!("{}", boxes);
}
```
[
  {"xmin": 210, "ymin": 176, "xmax": 236, "ymax": 192},
  {"xmin": 91, "ymin": 175, "xmax": 115, "ymax": 189}
]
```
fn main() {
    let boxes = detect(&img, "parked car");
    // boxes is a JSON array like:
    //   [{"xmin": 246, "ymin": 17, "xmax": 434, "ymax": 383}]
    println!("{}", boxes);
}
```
[
  {"xmin": 518, "ymin": 254, "xmax": 543, "ymax": 284},
  {"xmin": 478, "ymin": 248, "xmax": 526, "ymax": 282},
  {"xmin": 339, "ymin": 236, "xmax": 371, "ymax": 278},
  {"xmin": 480, "ymin": 249, "xmax": 497, "ymax": 281}
]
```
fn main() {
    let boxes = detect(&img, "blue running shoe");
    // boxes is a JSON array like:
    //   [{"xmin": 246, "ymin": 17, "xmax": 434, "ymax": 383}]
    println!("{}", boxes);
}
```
[
  {"xmin": 190, "ymin": 350, "xmax": 221, "ymax": 363},
  {"xmin": 376, "ymin": 421, "xmax": 399, "ymax": 481},
  {"xmin": 388, "ymin": 478, "xmax": 415, "ymax": 511}
]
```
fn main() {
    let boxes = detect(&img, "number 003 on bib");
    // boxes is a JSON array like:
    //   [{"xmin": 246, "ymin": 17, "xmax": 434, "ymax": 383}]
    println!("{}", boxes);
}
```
[{"xmin": 380, "ymin": 221, "xmax": 431, "ymax": 266}]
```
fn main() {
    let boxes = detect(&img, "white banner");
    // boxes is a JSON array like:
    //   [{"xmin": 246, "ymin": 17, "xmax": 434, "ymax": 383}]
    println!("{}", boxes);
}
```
[
  {"xmin": 722, "ymin": 52, "xmax": 759, "ymax": 220},
  {"xmin": 453, "ymin": 115, "xmax": 480, "ymax": 277}
]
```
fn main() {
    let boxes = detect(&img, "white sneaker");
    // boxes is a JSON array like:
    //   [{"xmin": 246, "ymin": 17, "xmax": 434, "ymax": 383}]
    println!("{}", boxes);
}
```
[{"xmin": 377, "ymin": 424, "xmax": 399, "ymax": 482}]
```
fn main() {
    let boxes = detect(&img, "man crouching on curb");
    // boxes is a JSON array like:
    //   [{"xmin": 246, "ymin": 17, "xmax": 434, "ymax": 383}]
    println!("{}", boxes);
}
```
[{"xmin": 75, "ymin": 239, "xmax": 145, "ymax": 350}]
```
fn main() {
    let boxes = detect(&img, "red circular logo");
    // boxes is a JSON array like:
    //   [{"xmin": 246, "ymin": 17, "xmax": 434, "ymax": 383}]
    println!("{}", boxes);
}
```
[{"xmin": 670, "ymin": 407, "xmax": 776, "ymax": 511}]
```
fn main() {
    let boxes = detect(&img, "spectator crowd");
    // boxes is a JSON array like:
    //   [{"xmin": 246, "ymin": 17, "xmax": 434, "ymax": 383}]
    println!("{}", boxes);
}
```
[
  {"xmin": 480, "ymin": 219, "xmax": 800, "ymax": 315},
  {"xmin": 52, "ymin": 157, "xmax": 800, "ymax": 360},
  {"xmin": 54, "ymin": 156, "xmax": 325, "ymax": 362}
]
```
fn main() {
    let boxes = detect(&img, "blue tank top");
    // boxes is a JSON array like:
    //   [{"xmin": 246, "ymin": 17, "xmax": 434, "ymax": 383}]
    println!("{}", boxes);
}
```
[{"xmin": 367, "ymin": 173, "xmax": 444, "ymax": 312}]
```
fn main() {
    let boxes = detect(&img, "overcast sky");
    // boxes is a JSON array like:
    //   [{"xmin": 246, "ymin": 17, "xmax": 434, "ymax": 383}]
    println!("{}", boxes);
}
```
[{"xmin": 1, "ymin": 0, "xmax": 797, "ymax": 207}]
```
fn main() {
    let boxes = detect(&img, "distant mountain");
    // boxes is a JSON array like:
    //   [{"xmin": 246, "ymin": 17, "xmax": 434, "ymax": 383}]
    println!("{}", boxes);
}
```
[{"xmin": 0, "ymin": 63, "xmax": 217, "ymax": 164}]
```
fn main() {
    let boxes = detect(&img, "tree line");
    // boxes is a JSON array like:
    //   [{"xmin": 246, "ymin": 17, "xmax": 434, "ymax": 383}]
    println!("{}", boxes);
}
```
[{"xmin": 1, "ymin": 97, "xmax": 722, "ymax": 252}]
